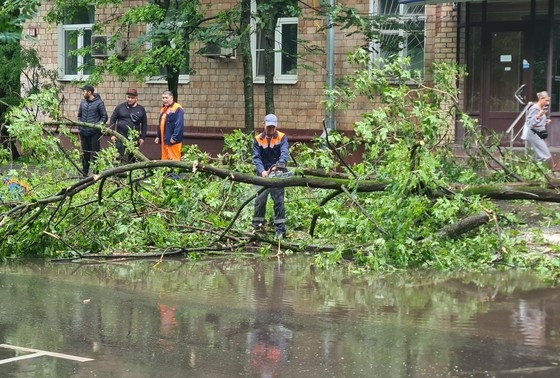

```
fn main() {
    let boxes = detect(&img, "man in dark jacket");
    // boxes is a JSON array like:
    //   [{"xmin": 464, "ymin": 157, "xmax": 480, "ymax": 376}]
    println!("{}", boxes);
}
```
[
  {"xmin": 109, "ymin": 88, "xmax": 148, "ymax": 163},
  {"xmin": 77, "ymin": 85, "xmax": 108, "ymax": 175},
  {"xmin": 252, "ymin": 114, "xmax": 290, "ymax": 239}
]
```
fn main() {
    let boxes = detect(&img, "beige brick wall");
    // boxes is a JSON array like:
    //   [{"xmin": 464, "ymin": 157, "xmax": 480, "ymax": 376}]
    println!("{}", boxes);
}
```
[
  {"xmin": 425, "ymin": 4, "xmax": 459, "ymax": 142},
  {"xmin": 22, "ymin": 1, "xmax": 458, "ymax": 140}
]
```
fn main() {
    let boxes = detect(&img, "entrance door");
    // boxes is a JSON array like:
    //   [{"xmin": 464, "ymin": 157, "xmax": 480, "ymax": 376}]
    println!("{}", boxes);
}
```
[
  {"xmin": 483, "ymin": 27, "xmax": 531, "ymax": 139},
  {"xmin": 463, "ymin": 1, "xmax": 552, "ymax": 146}
]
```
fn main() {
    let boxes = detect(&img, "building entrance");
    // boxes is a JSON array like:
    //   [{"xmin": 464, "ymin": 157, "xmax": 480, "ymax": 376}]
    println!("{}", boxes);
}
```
[{"xmin": 463, "ymin": 0, "xmax": 552, "ymax": 145}]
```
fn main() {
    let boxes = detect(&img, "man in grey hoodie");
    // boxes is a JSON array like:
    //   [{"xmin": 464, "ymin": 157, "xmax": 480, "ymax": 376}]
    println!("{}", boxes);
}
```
[{"xmin": 77, "ymin": 85, "xmax": 108, "ymax": 175}]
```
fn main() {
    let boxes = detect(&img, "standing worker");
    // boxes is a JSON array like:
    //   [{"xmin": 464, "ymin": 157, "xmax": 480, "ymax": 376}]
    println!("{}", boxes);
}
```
[
  {"xmin": 252, "ymin": 114, "xmax": 290, "ymax": 239},
  {"xmin": 77, "ymin": 84, "xmax": 108, "ymax": 176},
  {"xmin": 109, "ymin": 88, "xmax": 148, "ymax": 163},
  {"xmin": 523, "ymin": 91, "xmax": 556, "ymax": 172},
  {"xmin": 154, "ymin": 90, "xmax": 184, "ymax": 161}
]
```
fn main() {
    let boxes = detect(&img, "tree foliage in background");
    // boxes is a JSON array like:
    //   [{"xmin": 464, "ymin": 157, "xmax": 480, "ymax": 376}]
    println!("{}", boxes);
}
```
[
  {"xmin": 42, "ymin": 1, "xmax": 300, "ymax": 104},
  {"xmin": 41, "ymin": 0, "xmax": 318, "ymax": 129},
  {"xmin": 0, "ymin": 0, "xmax": 40, "ymax": 43},
  {"xmin": 44, "ymin": 0, "xmax": 237, "ymax": 100},
  {"xmin": 0, "ymin": 0, "xmax": 47, "ymax": 160}
]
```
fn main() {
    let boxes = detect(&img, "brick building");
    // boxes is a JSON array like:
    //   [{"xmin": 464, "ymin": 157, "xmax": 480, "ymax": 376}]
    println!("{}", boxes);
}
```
[{"xmin": 22, "ymin": 1, "xmax": 560, "ymax": 157}]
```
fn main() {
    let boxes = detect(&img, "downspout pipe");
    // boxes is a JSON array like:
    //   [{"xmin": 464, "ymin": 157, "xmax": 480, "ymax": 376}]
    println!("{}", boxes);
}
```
[{"xmin": 325, "ymin": 0, "xmax": 335, "ymax": 131}]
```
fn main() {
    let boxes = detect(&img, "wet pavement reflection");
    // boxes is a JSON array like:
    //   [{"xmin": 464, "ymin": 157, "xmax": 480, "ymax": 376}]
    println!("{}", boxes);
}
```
[{"xmin": 1, "ymin": 256, "xmax": 560, "ymax": 377}]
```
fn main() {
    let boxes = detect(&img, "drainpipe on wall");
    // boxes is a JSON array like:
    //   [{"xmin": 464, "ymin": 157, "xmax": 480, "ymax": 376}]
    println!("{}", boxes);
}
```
[{"xmin": 325, "ymin": 0, "xmax": 336, "ymax": 132}]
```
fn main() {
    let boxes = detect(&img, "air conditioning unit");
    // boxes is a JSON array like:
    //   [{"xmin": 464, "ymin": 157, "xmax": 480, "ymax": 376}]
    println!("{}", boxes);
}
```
[
  {"xmin": 91, "ymin": 35, "xmax": 123, "ymax": 59},
  {"xmin": 201, "ymin": 43, "xmax": 236, "ymax": 59}
]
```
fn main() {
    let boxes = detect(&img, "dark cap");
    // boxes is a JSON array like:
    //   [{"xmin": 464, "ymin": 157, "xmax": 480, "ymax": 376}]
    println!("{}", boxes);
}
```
[
  {"xmin": 126, "ymin": 88, "xmax": 138, "ymax": 97},
  {"xmin": 80, "ymin": 84, "xmax": 94, "ymax": 92}
]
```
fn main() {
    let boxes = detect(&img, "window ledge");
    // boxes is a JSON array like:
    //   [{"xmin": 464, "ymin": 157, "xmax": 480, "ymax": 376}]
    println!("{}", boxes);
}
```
[
  {"xmin": 146, "ymin": 76, "xmax": 190, "ymax": 85},
  {"xmin": 58, "ymin": 75, "xmax": 89, "ymax": 82},
  {"xmin": 254, "ymin": 78, "xmax": 298, "ymax": 85}
]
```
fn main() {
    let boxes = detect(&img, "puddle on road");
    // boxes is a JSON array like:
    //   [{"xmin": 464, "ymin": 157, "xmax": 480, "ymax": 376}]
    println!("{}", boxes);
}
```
[{"xmin": 1, "ymin": 257, "xmax": 560, "ymax": 377}]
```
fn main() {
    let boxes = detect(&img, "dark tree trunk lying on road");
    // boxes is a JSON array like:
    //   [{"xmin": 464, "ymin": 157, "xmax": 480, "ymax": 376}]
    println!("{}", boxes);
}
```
[{"xmin": 421, "ymin": 211, "xmax": 492, "ymax": 244}]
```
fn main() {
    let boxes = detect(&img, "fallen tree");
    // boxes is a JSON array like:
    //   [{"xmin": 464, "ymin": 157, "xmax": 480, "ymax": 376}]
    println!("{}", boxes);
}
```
[
  {"xmin": 1, "ymin": 158, "xmax": 559, "ymax": 258},
  {"xmin": 2, "ymin": 56, "xmax": 560, "ymax": 280}
]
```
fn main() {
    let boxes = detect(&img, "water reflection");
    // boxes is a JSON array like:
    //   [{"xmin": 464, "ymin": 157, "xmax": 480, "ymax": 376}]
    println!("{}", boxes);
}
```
[
  {"xmin": 0, "ymin": 257, "xmax": 560, "ymax": 377},
  {"xmin": 249, "ymin": 263, "xmax": 292, "ymax": 377},
  {"xmin": 157, "ymin": 303, "xmax": 178, "ymax": 351},
  {"xmin": 516, "ymin": 299, "xmax": 547, "ymax": 347}
]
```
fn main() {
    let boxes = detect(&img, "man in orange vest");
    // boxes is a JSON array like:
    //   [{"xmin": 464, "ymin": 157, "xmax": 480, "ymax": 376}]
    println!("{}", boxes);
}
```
[
  {"xmin": 154, "ymin": 91, "xmax": 185, "ymax": 160},
  {"xmin": 252, "ymin": 114, "xmax": 290, "ymax": 239}
]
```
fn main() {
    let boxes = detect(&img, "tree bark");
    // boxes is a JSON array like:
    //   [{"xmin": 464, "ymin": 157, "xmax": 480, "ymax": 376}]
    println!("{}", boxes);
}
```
[
  {"xmin": 240, "ymin": 0, "xmax": 254, "ymax": 133},
  {"xmin": 457, "ymin": 182, "xmax": 560, "ymax": 202},
  {"xmin": 422, "ymin": 212, "xmax": 491, "ymax": 243}
]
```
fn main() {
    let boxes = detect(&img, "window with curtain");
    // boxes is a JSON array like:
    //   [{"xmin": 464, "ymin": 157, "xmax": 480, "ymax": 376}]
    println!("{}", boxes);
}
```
[{"xmin": 58, "ymin": 6, "xmax": 95, "ymax": 80}]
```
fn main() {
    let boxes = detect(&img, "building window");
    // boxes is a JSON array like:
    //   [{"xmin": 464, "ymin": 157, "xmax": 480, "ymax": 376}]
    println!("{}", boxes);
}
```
[
  {"xmin": 145, "ymin": 24, "xmax": 190, "ymax": 84},
  {"xmin": 371, "ymin": 0, "xmax": 425, "ymax": 74},
  {"xmin": 252, "ymin": 17, "xmax": 298, "ymax": 84},
  {"xmin": 145, "ymin": 51, "xmax": 190, "ymax": 84},
  {"xmin": 58, "ymin": 6, "xmax": 95, "ymax": 80},
  {"xmin": 147, "ymin": 66, "xmax": 190, "ymax": 85}
]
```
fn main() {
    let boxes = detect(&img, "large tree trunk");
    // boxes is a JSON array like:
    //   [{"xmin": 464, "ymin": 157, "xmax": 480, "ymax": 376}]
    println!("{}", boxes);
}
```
[
  {"xmin": 240, "ymin": 0, "xmax": 254, "ymax": 133},
  {"xmin": 256, "ymin": 0, "xmax": 279, "ymax": 114}
]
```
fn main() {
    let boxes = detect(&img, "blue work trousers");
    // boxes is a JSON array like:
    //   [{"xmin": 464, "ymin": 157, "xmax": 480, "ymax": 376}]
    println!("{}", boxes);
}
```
[{"xmin": 252, "ymin": 187, "xmax": 286, "ymax": 233}]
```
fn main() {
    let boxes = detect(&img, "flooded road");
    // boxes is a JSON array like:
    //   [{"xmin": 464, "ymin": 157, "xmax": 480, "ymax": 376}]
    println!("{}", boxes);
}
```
[{"xmin": 1, "ymin": 256, "xmax": 560, "ymax": 377}]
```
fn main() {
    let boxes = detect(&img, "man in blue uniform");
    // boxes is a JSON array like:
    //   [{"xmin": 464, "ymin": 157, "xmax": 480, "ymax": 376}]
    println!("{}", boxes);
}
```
[{"xmin": 252, "ymin": 114, "xmax": 289, "ymax": 239}]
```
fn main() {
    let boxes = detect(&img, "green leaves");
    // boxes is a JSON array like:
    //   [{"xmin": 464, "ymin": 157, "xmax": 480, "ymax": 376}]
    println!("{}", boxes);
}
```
[{"xmin": 0, "ymin": 0, "xmax": 39, "ymax": 42}]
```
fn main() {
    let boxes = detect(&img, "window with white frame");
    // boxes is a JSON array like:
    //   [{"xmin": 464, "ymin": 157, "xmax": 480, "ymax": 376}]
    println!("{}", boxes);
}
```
[
  {"xmin": 252, "ymin": 12, "xmax": 298, "ymax": 84},
  {"xmin": 58, "ymin": 6, "xmax": 95, "ymax": 80},
  {"xmin": 372, "ymin": 0, "xmax": 425, "ymax": 73},
  {"xmin": 150, "ymin": 61, "xmax": 190, "ymax": 84},
  {"xmin": 144, "ymin": 24, "xmax": 190, "ymax": 84}
]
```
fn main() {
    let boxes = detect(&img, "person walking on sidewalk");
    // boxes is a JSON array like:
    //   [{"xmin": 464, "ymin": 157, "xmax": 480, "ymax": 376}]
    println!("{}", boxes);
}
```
[
  {"xmin": 523, "ymin": 91, "xmax": 556, "ymax": 171},
  {"xmin": 252, "ymin": 114, "xmax": 290, "ymax": 239}
]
